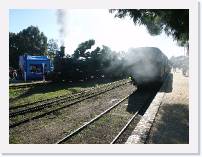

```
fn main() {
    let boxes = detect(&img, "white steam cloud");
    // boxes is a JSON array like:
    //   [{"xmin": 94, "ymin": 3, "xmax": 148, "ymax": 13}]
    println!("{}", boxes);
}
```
[
  {"xmin": 124, "ymin": 47, "xmax": 163, "ymax": 83},
  {"xmin": 104, "ymin": 47, "xmax": 166, "ymax": 84},
  {"xmin": 57, "ymin": 9, "xmax": 68, "ymax": 46}
]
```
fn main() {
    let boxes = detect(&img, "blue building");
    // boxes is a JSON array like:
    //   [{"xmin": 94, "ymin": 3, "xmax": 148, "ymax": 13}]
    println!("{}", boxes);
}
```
[{"xmin": 19, "ymin": 54, "xmax": 53, "ymax": 80}]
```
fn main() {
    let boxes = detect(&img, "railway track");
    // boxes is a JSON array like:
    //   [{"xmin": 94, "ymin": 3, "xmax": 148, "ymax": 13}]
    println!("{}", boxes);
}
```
[
  {"xmin": 10, "ymin": 79, "xmax": 129, "ymax": 110},
  {"xmin": 56, "ymin": 93, "xmax": 142, "ymax": 144},
  {"xmin": 9, "ymin": 81, "xmax": 52, "ymax": 89},
  {"xmin": 9, "ymin": 79, "xmax": 131, "ymax": 128},
  {"xmin": 55, "ymin": 86, "xmax": 160, "ymax": 144},
  {"xmin": 110, "ymin": 113, "xmax": 138, "ymax": 144},
  {"xmin": 56, "ymin": 95, "xmax": 130, "ymax": 144}
]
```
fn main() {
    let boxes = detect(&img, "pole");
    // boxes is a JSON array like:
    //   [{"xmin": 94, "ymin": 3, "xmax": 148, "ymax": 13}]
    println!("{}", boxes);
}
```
[
  {"xmin": 24, "ymin": 71, "xmax": 26, "ymax": 82},
  {"xmin": 42, "ymin": 63, "xmax": 45, "ymax": 82}
]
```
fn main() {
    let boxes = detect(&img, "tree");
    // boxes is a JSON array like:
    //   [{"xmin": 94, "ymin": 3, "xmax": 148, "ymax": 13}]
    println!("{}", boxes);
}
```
[
  {"xmin": 47, "ymin": 39, "xmax": 59, "ymax": 59},
  {"xmin": 73, "ymin": 39, "xmax": 95, "ymax": 60},
  {"xmin": 9, "ymin": 32, "xmax": 19, "ymax": 68},
  {"xmin": 9, "ymin": 26, "xmax": 48, "ymax": 68},
  {"xmin": 17, "ymin": 26, "xmax": 47, "ymax": 55},
  {"xmin": 110, "ymin": 9, "xmax": 189, "ymax": 48}
]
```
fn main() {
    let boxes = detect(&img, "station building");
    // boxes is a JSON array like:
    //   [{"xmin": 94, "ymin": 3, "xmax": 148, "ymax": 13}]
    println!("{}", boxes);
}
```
[{"xmin": 19, "ymin": 54, "xmax": 53, "ymax": 80}]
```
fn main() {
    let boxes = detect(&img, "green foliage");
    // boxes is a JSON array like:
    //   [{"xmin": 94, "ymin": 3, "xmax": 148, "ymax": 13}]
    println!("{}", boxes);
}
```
[
  {"xmin": 17, "ymin": 26, "xmax": 47, "ymax": 55},
  {"xmin": 47, "ymin": 39, "xmax": 59, "ymax": 59},
  {"xmin": 9, "ymin": 32, "xmax": 19, "ymax": 68},
  {"xmin": 9, "ymin": 26, "xmax": 48, "ymax": 68},
  {"xmin": 110, "ymin": 9, "xmax": 189, "ymax": 47},
  {"xmin": 73, "ymin": 39, "xmax": 95, "ymax": 60}
]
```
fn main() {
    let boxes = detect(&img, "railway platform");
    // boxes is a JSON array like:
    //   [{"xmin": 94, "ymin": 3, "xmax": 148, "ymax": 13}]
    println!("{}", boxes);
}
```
[{"xmin": 126, "ymin": 71, "xmax": 189, "ymax": 144}]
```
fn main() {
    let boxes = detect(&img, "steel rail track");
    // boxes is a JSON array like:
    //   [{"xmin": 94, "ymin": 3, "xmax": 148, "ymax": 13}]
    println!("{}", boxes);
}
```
[
  {"xmin": 9, "ymin": 91, "xmax": 88, "ymax": 117},
  {"xmin": 56, "ymin": 95, "xmax": 130, "ymax": 144},
  {"xmin": 9, "ymin": 81, "xmax": 130, "ymax": 128},
  {"xmin": 110, "ymin": 112, "xmax": 138, "ymax": 144},
  {"xmin": 9, "ymin": 81, "xmax": 106, "ymax": 110},
  {"xmin": 110, "ymin": 85, "xmax": 163, "ymax": 144},
  {"xmin": 9, "ymin": 81, "xmax": 52, "ymax": 89},
  {"xmin": 9, "ymin": 91, "xmax": 83, "ymax": 110},
  {"xmin": 10, "ymin": 79, "xmax": 129, "ymax": 111},
  {"xmin": 10, "ymin": 80, "xmax": 130, "ymax": 117}
]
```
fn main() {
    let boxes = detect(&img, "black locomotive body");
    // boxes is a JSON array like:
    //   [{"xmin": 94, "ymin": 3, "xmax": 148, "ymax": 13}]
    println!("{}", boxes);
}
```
[{"xmin": 125, "ymin": 47, "xmax": 171, "ymax": 86}]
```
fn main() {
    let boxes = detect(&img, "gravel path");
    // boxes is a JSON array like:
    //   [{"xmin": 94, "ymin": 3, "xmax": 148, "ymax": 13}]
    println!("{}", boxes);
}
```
[{"xmin": 10, "ymin": 82, "xmax": 135, "ymax": 144}]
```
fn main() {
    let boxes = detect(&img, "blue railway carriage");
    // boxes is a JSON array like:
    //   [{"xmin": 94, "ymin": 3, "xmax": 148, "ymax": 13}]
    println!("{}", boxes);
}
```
[{"xmin": 19, "ymin": 54, "xmax": 53, "ymax": 80}]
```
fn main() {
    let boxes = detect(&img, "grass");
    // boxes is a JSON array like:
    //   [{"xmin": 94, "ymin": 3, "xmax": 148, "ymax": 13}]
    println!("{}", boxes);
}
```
[
  {"xmin": 9, "ymin": 86, "xmax": 81, "ymax": 108},
  {"xmin": 9, "ymin": 79, "xmax": 123, "ymax": 108}
]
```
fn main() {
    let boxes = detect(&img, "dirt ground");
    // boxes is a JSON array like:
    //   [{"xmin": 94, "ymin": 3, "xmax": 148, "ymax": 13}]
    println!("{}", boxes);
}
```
[{"xmin": 146, "ymin": 71, "xmax": 189, "ymax": 144}]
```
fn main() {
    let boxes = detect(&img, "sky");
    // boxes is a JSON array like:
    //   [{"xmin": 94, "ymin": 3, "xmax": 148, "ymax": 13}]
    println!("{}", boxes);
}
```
[{"xmin": 9, "ymin": 9, "xmax": 186, "ymax": 58}]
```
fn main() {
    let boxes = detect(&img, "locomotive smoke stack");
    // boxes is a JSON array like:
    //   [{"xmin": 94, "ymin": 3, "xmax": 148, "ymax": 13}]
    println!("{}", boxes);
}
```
[{"xmin": 60, "ymin": 46, "xmax": 65, "ymax": 55}]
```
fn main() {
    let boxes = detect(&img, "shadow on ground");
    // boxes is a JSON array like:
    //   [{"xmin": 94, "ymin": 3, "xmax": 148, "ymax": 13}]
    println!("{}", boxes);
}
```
[
  {"xmin": 116, "ymin": 85, "xmax": 161, "ymax": 143},
  {"xmin": 146, "ymin": 103, "xmax": 189, "ymax": 144},
  {"xmin": 127, "ymin": 73, "xmax": 173, "ymax": 114},
  {"xmin": 127, "ymin": 86, "xmax": 160, "ymax": 115}
]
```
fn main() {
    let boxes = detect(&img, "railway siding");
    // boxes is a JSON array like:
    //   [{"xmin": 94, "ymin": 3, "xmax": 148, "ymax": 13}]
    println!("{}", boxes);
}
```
[
  {"xmin": 58, "ymin": 83, "xmax": 159, "ymax": 144},
  {"xmin": 9, "ymin": 81, "xmax": 52, "ymax": 89},
  {"xmin": 9, "ymin": 79, "xmax": 130, "ymax": 128},
  {"xmin": 10, "ymin": 79, "xmax": 129, "ymax": 109},
  {"xmin": 9, "ymin": 81, "xmax": 135, "ymax": 144},
  {"xmin": 10, "ymin": 73, "xmax": 181, "ymax": 144}
]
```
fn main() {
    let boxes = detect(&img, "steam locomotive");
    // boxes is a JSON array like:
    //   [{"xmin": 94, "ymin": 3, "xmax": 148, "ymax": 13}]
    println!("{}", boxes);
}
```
[{"xmin": 125, "ymin": 47, "xmax": 171, "ymax": 86}]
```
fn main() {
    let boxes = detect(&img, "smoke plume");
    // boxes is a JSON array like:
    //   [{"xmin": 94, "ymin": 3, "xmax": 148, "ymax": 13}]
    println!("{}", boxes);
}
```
[
  {"xmin": 57, "ymin": 9, "xmax": 67, "ymax": 46},
  {"xmin": 104, "ymin": 47, "xmax": 166, "ymax": 84},
  {"xmin": 123, "ymin": 47, "xmax": 163, "ymax": 82}
]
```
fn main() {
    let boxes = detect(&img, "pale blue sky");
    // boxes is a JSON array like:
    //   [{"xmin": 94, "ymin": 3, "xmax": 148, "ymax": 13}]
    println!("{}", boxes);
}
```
[
  {"xmin": 10, "ymin": 10, "xmax": 58, "ymax": 39},
  {"xmin": 9, "ymin": 9, "xmax": 186, "ymax": 58}
]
